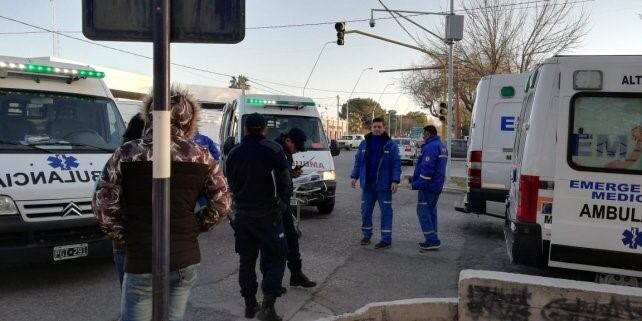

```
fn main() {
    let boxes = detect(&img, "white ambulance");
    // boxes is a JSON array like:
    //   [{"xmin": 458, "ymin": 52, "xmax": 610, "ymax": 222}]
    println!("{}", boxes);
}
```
[
  {"xmin": 456, "ymin": 73, "xmax": 530, "ymax": 217},
  {"xmin": 219, "ymin": 94, "xmax": 340, "ymax": 213},
  {"xmin": 505, "ymin": 55, "xmax": 642, "ymax": 285},
  {"xmin": 0, "ymin": 56, "xmax": 124, "ymax": 263}
]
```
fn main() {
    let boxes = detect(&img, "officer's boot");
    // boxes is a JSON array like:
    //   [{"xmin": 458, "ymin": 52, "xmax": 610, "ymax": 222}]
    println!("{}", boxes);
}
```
[
  {"xmin": 244, "ymin": 296, "xmax": 259, "ymax": 319},
  {"xmin": 290, "ymin": 270, "xmax": 317, "ymax": 288},
  {"xmin": 256, "ymin": 295, "xmax": 282, "ymax": 321}
]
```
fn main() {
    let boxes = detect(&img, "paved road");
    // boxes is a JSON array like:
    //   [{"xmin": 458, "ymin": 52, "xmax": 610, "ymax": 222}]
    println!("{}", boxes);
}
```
[{"xmin": 0, "ymin": 150, "xmax": 567, "ymax": 321}]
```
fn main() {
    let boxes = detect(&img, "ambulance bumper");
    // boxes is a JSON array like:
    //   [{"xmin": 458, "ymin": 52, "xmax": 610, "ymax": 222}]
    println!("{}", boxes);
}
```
[
  {"xmin": 504, "ymin": 218, "xmax": 548, "ymax": 267},
  {"xmin": 466, "ymin": 187, "xmax": 508, "ymax": 214},
  {"xmin": 0, "ymin": 214, "xmax": 112, "ymax": 264}
]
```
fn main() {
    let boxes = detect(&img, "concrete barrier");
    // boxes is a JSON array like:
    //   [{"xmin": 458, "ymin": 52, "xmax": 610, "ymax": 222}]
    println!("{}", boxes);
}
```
[
  {"xmin": 459, "ymin": 270, "xmax": 642, "ymax": 321},
  {"xmin": 318, "ymin": 270, "xmax": 642, "ymax": 321},
  {"xmin": 317, "ymin": 298, "xmax": 458, "ymax": 321}
]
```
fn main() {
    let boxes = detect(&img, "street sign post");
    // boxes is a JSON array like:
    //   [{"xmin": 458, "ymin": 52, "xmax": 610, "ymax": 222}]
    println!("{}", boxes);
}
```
[{"xmin": 82, "ymin": 1, "xmax": 244, "ymax": 320}]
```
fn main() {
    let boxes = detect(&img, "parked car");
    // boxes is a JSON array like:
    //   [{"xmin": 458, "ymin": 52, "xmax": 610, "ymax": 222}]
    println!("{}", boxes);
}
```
[
  {"xmin": 392, "ymin": 137, "xmax": 418, "ymax": 165},
  {"xmin": 337, "ymin": 134, "xmax": 365, "ymax": 150},
  {"xmin": 450, "ymin": 139, "xmax": 468, "ymax": 159}
]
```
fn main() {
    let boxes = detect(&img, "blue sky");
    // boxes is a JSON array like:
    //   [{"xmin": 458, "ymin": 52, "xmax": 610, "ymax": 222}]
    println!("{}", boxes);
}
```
[{"xmin": 0, "ymin": 0, "xmax": 641, "ymax": 115}]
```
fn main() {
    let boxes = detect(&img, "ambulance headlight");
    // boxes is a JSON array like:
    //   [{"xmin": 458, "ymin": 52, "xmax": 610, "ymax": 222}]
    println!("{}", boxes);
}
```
[
  {"xmin": 573, "ymin": 70, "xmax": 602, "ymax": 90},
  {"xmin": 321, "ymin": 170, "xmax": 336, "ymax": 181},
  {"xmin": 0, "ymin": 196, "xmax": 18, "ymax": 215}
]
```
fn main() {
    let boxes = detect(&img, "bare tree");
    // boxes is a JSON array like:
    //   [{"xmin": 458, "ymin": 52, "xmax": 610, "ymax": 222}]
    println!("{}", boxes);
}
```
[
  {"xmin": 229, "ymin": 75, "xmax": 251, "ymax": 91},
  {"xmin": 400, "ymin": 0, "xmax": 590, "ymax": 113}
]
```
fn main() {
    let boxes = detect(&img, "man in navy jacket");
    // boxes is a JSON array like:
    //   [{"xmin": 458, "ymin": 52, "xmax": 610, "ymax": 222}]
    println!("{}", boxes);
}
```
[
  {"xmin": 411, "ymin": 125, "xmax": 448, "ymax": 250},
  {"xmin": 350, "ymin": 117, "xmax": 401, "ymax": 249}
]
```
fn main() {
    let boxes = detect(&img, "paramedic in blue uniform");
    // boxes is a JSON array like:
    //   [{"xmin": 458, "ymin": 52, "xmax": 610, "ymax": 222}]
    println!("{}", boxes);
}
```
[
  {"xmin": 225, "ymin": 113, "xmax": 290, "ymax": 321},
  {"xmin": 411, "ymin": 125, "xmax": 448, "ymax": 251},
  {"xmin": 350, "ymin": 117, "xmax": 401, "ymax": 249}
]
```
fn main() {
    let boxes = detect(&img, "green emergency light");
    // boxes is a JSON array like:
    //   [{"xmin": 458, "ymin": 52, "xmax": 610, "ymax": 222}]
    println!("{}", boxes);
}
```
[{"xmin": 0, "ymin": 61, "xmax": 105, "ymax": 79}]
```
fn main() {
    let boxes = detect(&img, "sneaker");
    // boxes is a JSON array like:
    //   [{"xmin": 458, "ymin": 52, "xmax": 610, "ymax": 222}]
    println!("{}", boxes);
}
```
[
  {"xmin": 419, "ymin": 240, "xmax": 441, "ymax": 251},
  {"xmin": 374, "ymin": 241, "xmax": 391, "ymax": 249},
  {"xmin": 360, "ymin": 237, "xmax": 371, "ymax": 246}
]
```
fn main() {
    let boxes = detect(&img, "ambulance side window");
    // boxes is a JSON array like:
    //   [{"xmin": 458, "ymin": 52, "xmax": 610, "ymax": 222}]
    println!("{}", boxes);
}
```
[
  {"xmin": 568, "ymin": 93, "xmax": 642, "ymax": 174},
  {"xmin": 514, "ymin": 93, "xmax": 535, "ymax": 165}
]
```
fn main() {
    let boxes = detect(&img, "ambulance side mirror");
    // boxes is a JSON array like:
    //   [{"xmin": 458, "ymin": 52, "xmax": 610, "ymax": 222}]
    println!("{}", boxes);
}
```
[{"xmin": 330, "ymin": 140, "xmax": 341, "ymax": 156}]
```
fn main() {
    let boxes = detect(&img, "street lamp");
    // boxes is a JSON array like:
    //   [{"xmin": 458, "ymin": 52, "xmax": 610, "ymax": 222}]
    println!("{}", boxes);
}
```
[
  {"xmin": 302, "ymin": 41, "xmax": 334, "ymax": 96},
  {"xmin": 346, "ymin": 67, "xmax": 373, "ymax": 132},
  {"xmin": 374, "ymin": 83, "xmax": 394, "ymax": 121}
]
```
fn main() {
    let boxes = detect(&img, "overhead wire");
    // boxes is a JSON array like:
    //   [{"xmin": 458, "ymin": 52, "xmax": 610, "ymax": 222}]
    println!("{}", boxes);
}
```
[{"xmin": 0, "ymin": 0, "xmax": 594, "ymax": 95}]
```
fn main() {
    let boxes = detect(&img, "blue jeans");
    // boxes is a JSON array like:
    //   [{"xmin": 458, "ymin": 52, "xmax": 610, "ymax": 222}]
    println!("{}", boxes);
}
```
[
  {"xmin": 120, "ymin": 264, "xmax": 200, "ymax": 321},
  {"xmin": 361, "ymin": 181, "xmax": 394, "ymax": 243},
  {"xmin": 113, "ymin": 248, "xmax": 125, "ymax": 286},
  {"xmin": 417, "ymin": 190, "xmax": 440, "ymax": 243}
]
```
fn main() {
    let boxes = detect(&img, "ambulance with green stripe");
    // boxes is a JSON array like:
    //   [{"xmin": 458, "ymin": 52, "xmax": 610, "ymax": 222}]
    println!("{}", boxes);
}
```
[
  {"xmin": 0, "ymin": 56, "xmax": 125, "ymax": 263},
  {"xmin": 219, "ymin": 94, "xmax": 340, "ymax": 214}
]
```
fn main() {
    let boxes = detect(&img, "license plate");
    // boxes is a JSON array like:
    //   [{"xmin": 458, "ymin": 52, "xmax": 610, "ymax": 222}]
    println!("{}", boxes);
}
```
[{"xmin": 53, "ymin": 243, "xmax": 88, "ymax": 261}]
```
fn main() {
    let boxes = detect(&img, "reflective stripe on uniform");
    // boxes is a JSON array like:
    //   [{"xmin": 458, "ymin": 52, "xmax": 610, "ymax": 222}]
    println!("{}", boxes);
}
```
[
  {"xmin": 383, "ymin": 201, "xmax": 392, "ymax": 204},
  {"xmin": 418, "ymin": 202, "xmax": 428, "ymax": 205},
  {"xmin": 423, "ymin": 231, "xmax": 435, "ymax": 235},
  {"xmin": 362, "ymin": 227, "xmax": 373, "ymax": 230},
  {"xmin": 420, "ymin": 175, "xmax": 431, "ymax": 180},
  {"xmin": 381, "ymin": 230, "xmax": 392, "ymax": 233}
]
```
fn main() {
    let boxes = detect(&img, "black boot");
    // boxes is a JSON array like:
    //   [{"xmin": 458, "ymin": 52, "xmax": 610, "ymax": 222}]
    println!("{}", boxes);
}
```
[
  {"xmin": 257, "ymin": 295, "xmax": 282, "ymax": 321},
  {"xmin": 290, "ymin": 270, "xmax": 317, "ymax": 288},
  {"xmin": 244, "ymin": 296, "xmax": 259, "ymax": 319}
]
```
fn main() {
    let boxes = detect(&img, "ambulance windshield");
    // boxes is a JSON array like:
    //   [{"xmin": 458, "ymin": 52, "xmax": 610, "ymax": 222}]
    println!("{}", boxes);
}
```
[{"xmin": 0, "ymin": 89, "xmax": 125, "ymax": 152}]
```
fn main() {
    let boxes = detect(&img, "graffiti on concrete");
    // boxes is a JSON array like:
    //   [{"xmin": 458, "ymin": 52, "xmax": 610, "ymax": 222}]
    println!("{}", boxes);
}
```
[
  {"xmin": 467, "ymin": 285, "xmax": 531, "ymax": 321},
  {"xmin": 541, "ymin": 297, "xmax": 642, "ymax": 321}
]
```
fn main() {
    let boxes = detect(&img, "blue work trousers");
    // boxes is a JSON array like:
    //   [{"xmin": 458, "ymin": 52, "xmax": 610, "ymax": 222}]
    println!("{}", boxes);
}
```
[
  {"xmin": 417, "ymin": 190, "xmax": 440, "ymax": 243},
  {"xmin": 361, "ymin": 181, "xmax": 393, "ymax": 244}
]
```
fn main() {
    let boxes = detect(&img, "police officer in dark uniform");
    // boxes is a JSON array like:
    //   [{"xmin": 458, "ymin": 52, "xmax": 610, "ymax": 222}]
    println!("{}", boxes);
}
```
[
  {"xmin": 225, "ymin": 113, "xmax": 290, "ymax": 321},
  {"xmin": 269, "ymin": 128, "xmax": 317, "ymax": 288}
]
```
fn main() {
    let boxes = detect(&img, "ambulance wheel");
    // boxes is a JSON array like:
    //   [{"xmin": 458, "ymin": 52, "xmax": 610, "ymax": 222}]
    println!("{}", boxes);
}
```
[{"xmin": 317, "ymin": 199, "xmax": 335, "ymax": 214}]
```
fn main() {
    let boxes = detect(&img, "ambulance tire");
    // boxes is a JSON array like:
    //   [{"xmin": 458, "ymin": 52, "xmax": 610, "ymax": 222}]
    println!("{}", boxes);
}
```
[{"xmin": 317, "ymin": 199, "xmax": 335, "ymax": 214}]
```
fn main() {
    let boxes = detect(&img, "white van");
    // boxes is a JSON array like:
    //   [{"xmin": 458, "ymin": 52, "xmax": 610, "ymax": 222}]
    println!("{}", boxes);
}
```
[
  {"xmin": 505, "ymin": 55, "xmax": 642, "ymax": 285},
  {"xmin": 219, "ymin": 94, "xmax": 340, "ymax": 213},
  {"xmin": 0, "ymin": 56, "xmax": 125, "ymax": 263},
  {"xmin": 456, "ymin": 73, "xmax": 529, "ymax": 217},
  {"xmin": 114, "ymin": 98, "xmax": 142, "ymax": 125}
]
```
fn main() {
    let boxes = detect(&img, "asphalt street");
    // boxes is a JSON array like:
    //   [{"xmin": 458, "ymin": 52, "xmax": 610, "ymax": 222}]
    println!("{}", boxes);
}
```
[{"xmin": 0, "ymin": 151, "xmax": 566, "ymax": 321}]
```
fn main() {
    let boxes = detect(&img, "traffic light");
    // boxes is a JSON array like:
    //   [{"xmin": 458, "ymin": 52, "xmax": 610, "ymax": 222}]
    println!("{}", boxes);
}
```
[
  {"xmin": 439, "ymin": 102, "xmax": 447, "ymax": 122},
  {"xmin": 335, "ymin": 22, "xmax": 345, "ymax": 45}
]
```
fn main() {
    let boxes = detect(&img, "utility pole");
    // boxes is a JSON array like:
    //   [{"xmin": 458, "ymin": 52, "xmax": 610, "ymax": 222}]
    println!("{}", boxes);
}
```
[
  {"xmin": 446, "ymin": 0, "xmax": 455, "ymax": 181},
  {"xmin": 50, "ymin": 0, "xmax": 60, "ymax": 56},
  {"xmin": 336, "ymin": 95, "xmax": 340, "ymax": 119}
]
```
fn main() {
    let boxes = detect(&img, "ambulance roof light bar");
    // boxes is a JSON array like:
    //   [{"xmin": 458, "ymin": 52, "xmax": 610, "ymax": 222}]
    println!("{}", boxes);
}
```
[
  {"xmin": 246, "ymin": 98, "xmax": 316, "ymax": 109},
  {"xmin": 0, "ymin": 61, "xmax": 105, "ymax": 79}
]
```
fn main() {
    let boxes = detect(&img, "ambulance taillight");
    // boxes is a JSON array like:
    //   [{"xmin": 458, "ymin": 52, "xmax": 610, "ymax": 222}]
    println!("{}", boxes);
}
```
[
  {"xmin": 467, "ymin": 151, "xmax": 482, "ymax": 188},
  {"xmin": 516, "ymin": 175, "xmax": 539, "ymax": 223}
]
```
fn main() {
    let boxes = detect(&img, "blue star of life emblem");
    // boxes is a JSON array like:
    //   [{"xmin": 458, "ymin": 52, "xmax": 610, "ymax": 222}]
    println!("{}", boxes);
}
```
[
  {"xmin": 622, "ymin": 227, "xmax": 642, "ymax": 249},
  {"xmin": 47, "ymin": 155, "xmax": 79, "ymax": 170}
]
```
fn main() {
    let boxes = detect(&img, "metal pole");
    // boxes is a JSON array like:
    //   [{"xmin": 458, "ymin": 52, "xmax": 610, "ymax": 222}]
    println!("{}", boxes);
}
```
[
  {"xmin": 50, "ymin": 0, "xmax": 59, "ymax": 56},
  {"xmin": 446, "ymin": 0, "xmax": 454, "ymax": 181},
  {"xmin": 346, "ymin": 67, "xmax": 372, "ymax": 132},
  {"xmin": 303, "ymin": 41, "xmax": 333, "ymax": 96},
  {"xmin": 152, "ymin": 0, "xmax": 171, "ymax": 319}
]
